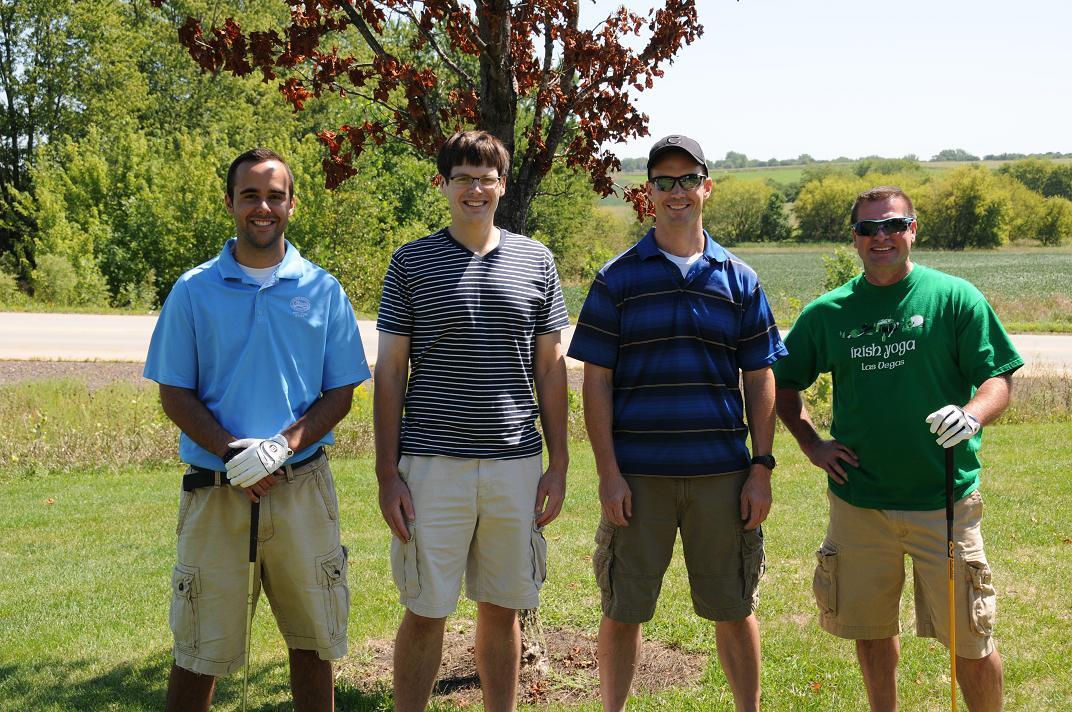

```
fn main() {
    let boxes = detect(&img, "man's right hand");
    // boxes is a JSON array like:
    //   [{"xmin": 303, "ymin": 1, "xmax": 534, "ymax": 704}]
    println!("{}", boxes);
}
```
[
  {"xmin": 378, "ymin": 472, "xmax": 416, "ymax": 542},
  {"xmin": 599, "ymin": 472, "xmax": 632, "ymax": 527},
  {"xmin": 802, "ymin": 438, "xmax": 859, "ymax": 485}
]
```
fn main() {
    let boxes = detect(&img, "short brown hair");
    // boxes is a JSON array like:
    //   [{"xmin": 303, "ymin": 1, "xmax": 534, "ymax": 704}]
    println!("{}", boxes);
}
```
[
  {"xmin": 437, "ymin": 131, "xmax": 510, "ymax": 178},
  {"xmin": 851, "ymin": 185, "xmax": 915, "ymax": 224},
  {"xmin": 227, "ymin": 148, "xmax": 294, "ymax": 201}
]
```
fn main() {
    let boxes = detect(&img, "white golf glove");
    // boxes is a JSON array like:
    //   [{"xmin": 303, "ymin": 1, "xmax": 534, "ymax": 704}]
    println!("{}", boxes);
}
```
[
  {"xmin": 925, "ymin": 405, "xmax": 981, "ymax": 448},
  {"xmin": 225, "ymin": 434, "xmax": 293, "ymax": 488}
]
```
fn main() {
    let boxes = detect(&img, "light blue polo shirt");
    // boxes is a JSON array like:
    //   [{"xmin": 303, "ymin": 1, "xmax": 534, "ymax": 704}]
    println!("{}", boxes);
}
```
[{"xmin": 144, "ymin": 238, "xmax": 370, "ymax": 470}]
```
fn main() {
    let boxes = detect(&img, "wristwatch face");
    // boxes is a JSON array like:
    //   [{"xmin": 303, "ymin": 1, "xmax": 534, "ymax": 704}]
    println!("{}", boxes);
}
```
[{"xmin": 751, "ymin": 454, "xmax": 776, "ymax": 469}]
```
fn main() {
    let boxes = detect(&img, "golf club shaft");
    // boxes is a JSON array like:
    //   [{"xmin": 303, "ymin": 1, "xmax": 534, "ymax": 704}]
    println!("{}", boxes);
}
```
[
  {"xmin": 945, "ymin": 447, "xmax": 957, "ymax": 712},
  {"xmin": 242, "ymin": 500, "xmax": 261, "ymax": 712}
]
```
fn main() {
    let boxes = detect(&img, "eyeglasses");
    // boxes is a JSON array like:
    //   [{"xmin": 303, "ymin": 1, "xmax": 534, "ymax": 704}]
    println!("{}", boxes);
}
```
[
  {"xmin": 852, "ymin": 216, "xmax": 916, "ymax": 237},
  {"xmin": 447, "ymin": 174, "xmax": 502, "ymax": 188},
  {"xmin": 650, "ymin": 174, "xmax": 706, "ymax": 192}
]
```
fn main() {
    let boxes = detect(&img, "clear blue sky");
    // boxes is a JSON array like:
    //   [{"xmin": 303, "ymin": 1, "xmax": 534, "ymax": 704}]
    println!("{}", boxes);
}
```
[{"xmin": 581, "ymin": 0, "xmax": 1072, "ymax": 161}]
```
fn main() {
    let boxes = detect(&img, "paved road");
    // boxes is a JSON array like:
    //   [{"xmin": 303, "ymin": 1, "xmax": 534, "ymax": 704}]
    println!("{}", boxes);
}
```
[{"xmin": 0, "ymin": 312, "xmax": 1068, "ymax": 374}]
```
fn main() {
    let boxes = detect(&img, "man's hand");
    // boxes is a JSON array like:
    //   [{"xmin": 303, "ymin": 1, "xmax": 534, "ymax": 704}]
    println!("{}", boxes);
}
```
[
  {"xmin": 378, "ymin": 471, "xmax": 415, "ymax": 542},
  {"xmin": 740, "ymin": 466, "xmax": 772, "ymax": 530},
  {"xmin": 599, "ymin": 472, "xmax": 632, "ymax": 527},
  {"xmin": 802, "ymin": 438, "xmax": 859, "ymax": 485},
  {"xmin": 926, "ymin": 404, "xmax": 981, "ymax": 448},
  {"xmin": 534, "ymin": 465, "xmax": 566, "ymax": 527},
  {"xmin": 226, "ymin": 434, "xmax": 292, "ymax": 488}
]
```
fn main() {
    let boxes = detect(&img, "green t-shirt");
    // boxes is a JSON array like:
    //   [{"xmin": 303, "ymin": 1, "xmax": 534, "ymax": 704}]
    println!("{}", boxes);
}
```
[{"xmin": 774, "ymin": 265, "xmax": 1023, "ymax": 510}]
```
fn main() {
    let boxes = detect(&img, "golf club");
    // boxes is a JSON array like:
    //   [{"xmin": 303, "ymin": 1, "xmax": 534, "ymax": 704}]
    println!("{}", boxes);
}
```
[
  {"xmin": 945, "ymin": 446, "xmax": 957, "ymax": 712},
  {"xmin": 241, "ymin": 499, "xmax": 259, "ymax": 711}
]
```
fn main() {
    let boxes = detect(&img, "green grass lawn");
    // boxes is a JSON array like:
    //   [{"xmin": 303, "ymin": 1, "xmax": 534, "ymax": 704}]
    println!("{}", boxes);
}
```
[
  {"xmin": 563, "ymin": 245, "xmax": 1072, "ymax": 333},
  {"xmin": 1, "ymin": 421, "xmax": 1070, "ymax": 710}
]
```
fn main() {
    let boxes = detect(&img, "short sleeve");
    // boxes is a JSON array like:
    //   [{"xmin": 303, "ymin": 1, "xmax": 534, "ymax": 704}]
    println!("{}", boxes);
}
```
[
  {"xmin": 536, "ymin": 254, "xmax": 570, "ymax": 334},
  {"xmin": 773, "ymin": 306, "xmax": 824, "ymax": 391},
  {"xmin": 738, "ymin": 282, "xmax": 788, "ymax": 371},
  {"xmin": 956, "ymin": 296, "xmax": 1024, "ymax": 386},
  {"xmin": 566, "ymin": 274, "xmax": 620, "ymax": 369},
  {"xmin": 376, "ymin": 251, "xmax": 413, "ymax": 335},
  {"xmin": 143, "ymin": 279, "xmax": 198, "ymax": 388},
  {"xmin": 323, "ymin": 283, "xmax": 371, "ymax": 390}
]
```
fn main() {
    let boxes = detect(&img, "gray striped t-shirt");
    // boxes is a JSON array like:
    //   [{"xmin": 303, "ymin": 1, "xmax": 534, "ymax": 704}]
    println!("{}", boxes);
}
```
[{"xmin": 377, "ymin": 228, "xmax": 570, "ymax": 459}]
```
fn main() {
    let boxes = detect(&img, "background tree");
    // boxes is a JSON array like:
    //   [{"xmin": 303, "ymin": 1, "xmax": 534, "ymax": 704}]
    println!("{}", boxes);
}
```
[
  {"xmin": 930, "ymin": 148, "xmax": 980, "ymax": 162},
  {"xmin": 702, "ymin": 177, "xmax": 777, "ymax": 245},
  {"xmin": 793, "ymin": 174, "xmax": 865, "ymax": 242},
  {"xmin": 152, "ymin": 0, "xmax": 703, "ymax": 229},
  {"xmin": 917, "ymin": 166, "xmax": 1009, "ymax": 249}
]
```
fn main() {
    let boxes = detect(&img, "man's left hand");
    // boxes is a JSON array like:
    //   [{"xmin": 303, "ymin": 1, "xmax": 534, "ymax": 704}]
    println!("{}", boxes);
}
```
[
  {"xmin": 226, "ymin": 434, "xmax": 293, "ymax": 488},
  {"xmin": 925, "ymin": 404, "xmax": 981, "ymax": 448},
  {"xmin": 740, "ymin": 465, "xmax": 772, "ymax": 531},
  {"xmin": 534, "ymin": 465, "xmax": 567, "ymax": 527}
]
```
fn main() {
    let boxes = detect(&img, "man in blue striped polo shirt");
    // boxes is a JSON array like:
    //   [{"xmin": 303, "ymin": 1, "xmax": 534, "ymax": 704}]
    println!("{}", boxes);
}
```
[
  {"xmin": 568, "ymin": 135, "xmax": 786, "ymax": 712},
  {"xmin": 374, "ymin": 130, "xmax": 570, "ymax": 712}
]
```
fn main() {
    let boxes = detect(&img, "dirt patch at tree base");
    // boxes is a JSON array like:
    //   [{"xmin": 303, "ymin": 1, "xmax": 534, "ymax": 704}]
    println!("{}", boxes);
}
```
[{"xmin": 337, "ymin": 622, "xmax": 707, "ymax": 707}]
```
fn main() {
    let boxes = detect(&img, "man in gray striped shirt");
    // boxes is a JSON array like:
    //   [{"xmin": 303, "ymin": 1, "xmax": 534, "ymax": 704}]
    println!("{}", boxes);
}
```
[{"xmin": 374, "ymin": 131, "xmax": 570, "ymax": 712}]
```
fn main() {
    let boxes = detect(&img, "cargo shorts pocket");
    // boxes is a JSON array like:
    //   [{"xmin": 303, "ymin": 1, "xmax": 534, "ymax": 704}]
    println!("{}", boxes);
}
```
[
  {"xmin": 175, "ymin": 491, "xmax": 194, "ymax": 536},
  {"xmin": 813, "ymin": 544, "xmax": 839, "ymax": 616},
  {"xmin": 531, "ymin": 523, "xmax": 548, "ymax": 589},
  {"xmin": 964, "ymin": 559, "xmax": 996, "ymax": 636},
  {"xmin": 741, "ymin": 527, "xmax": 766, "ymax": 601},
  {"xmin": 390, "ymin": 525, "xmax": 421, "ymax": 599},
  {"xmin": 169, "ymin": 564, "xmax": 201, "ymax": 654},
  {"xmin": 316, "ymin": 546, "xmax": 349, "ymax": 643},
  {"xmin": 592, "ymin": 520, "xmax": 616, "ymax": 593},
  {"xmin": 314, "ymin": 466, "xmax": 338, "ymax": 522}
]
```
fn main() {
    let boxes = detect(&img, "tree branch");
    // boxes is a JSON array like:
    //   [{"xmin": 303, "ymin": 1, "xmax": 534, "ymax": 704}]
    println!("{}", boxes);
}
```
[{"xmin": 399, "ymin": 0, "xmax": 476, "ymax": 88}]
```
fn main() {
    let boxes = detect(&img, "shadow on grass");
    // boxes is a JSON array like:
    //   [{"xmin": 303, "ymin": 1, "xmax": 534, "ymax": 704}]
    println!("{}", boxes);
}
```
[{"xmin": 0, "ymin": 650, "xmax": 395, "ymax": 711}]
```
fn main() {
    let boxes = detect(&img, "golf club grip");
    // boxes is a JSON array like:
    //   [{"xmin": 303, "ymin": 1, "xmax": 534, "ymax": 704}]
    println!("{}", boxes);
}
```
[
  {"xmin": 944, "ymin": 447, "xmax": 955, "ymax": 523},
  {"xmin": 249, "ymin": 501, "xmax": 260, "ymax": 563}
]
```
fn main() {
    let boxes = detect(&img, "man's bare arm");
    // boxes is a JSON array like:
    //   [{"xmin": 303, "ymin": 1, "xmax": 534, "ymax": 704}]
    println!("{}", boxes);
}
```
[{"xmin": 533, "ymin": 330, "xmax": 569, "ymax": 526}]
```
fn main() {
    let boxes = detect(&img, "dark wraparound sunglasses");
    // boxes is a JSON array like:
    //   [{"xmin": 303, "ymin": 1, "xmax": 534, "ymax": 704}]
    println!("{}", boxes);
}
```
[
  {"xmin": 852, "ymin": 216, "xmax": 916, "ymax": 237},
  {"xmin": 650, "ymin": 173, "xmax": 706, "ymax": 192}
]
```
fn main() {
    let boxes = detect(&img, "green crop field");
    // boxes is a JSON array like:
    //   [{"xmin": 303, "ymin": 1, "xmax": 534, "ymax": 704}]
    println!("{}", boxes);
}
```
[
  {"xmin": 1, "ymin": 374, "xmax": 1070, "ymax": 710},
  {"xmin": 563, "ymin": 246, "xmax": 1072, "ymax": 333}
]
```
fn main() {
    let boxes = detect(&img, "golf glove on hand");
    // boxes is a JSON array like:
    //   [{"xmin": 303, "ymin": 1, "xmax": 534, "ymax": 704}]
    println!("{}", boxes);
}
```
[
  {"xmin": 226, "ymin": 434, "xmax": 293, "ymax": 488},
  {"xmin": 925, "ymin": 405, "xmax": 981, "ymax": 448}
]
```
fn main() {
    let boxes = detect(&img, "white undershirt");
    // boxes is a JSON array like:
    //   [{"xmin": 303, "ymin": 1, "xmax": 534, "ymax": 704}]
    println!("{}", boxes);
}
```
[
  {"xmin": 237, "ymin": 261, "xmax": 280, "ymax": 286},
  {"xmin": 659, "ymin": 249, "xmax": 704, "ymax": 278}
]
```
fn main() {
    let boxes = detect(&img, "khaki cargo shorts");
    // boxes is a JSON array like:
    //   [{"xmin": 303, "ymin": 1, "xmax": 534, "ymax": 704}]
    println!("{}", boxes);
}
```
[
  {"xmin": 813, "ymin": 489, "xmax": 996, "ymax": 659},
  {"xmin": 592, "ymin": 471, "xmax": 764, "ymax": 624},
  {"xmin": 391, "ymin": 454, "xmax": 546, "ymax": 618},
  {"xmin": 169, "ymin": 454, "xmax": 349, "ymax": 676}
]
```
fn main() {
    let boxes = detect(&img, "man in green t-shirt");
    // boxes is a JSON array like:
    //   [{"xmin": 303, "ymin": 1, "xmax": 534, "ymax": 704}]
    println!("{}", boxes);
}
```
[{"xmin": 774, "ymin": 186, "xmax": 1022, "ymax": 711}]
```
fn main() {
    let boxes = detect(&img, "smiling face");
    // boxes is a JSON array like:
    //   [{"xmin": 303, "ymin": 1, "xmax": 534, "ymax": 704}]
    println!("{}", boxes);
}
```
[
  {"xmin": 853, "ymin": 196, "xmax": 917, "ymax": 286},
  {"xmin": 645, "ymin": 152, "xmax": 712, "ymax": 232},
  {"xmin": 225, "ymin": 159, "xmax": 295, "ymax": 266},
  {"xmin": 440, "ymin": 162, "xmax": 505, "ymax": 229}
]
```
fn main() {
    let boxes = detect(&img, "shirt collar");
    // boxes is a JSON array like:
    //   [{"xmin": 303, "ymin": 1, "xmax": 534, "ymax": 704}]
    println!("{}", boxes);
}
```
[
  {"xmin": 216, "ymin": 238, "xmax": 305, "ymax": 282},
  {"xmin": 637, "ymin": 228, "xmax": 728, "ymax": 263}
]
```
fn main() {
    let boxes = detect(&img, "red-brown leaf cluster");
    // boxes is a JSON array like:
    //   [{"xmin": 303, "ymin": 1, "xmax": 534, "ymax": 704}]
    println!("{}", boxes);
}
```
[{"xmin": 161, "ymin": 0, "xmax": 701, "ymax": 220}]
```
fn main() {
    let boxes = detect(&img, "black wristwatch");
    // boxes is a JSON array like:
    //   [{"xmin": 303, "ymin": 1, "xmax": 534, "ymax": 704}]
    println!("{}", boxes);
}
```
[{"xmin": 750, "ymin": 454, "xmax": 776, "ymax": 470}]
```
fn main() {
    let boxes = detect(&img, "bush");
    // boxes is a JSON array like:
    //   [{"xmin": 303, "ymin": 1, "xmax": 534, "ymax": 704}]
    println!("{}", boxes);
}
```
[
  {"xmin": 703, "ymin": 178, "xmax": 774, "ymax": 245},
  {"xmin": 916, "ymin": 166, "xmax": 1009, "ymax": 249},
  {"xmin": 794, "ymin": 175, "xmax": 866, "ymax": 242},
  {"xmin": 821, "ymin": 246, "xmax": 859, "ymax": 291},
  {"xmin": 31, "ymin": 254, "xmax": 79, "ymax": 305},
  {"xmin": 0, "ymin": 269, "xmax": 20, "ymax": 304}
]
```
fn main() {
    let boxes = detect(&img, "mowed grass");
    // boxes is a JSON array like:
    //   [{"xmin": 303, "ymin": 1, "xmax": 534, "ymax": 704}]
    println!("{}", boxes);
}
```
[
  {"xmin": 563, "ymin": 245, "xmax": 1072, "ymax": 332},
  {"xmin": 1, "ymin": 382, "xmax": 1070, "ymax": 710}
]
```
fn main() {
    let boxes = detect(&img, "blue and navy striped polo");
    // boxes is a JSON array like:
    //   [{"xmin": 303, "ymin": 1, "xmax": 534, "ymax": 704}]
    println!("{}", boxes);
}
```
[{"xmin": 568, "ymin": 229, "xmax": 786, "ymax": 477}]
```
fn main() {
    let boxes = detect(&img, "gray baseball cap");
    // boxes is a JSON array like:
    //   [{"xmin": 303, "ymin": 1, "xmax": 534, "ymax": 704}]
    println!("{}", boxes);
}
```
[{"xmin": 648, "ymin": 135, "xmax": 708, "ymax": 177}]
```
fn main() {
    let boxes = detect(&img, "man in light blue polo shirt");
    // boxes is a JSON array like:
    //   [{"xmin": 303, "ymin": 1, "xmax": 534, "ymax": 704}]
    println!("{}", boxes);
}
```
[{"xmin": 145, "ymin": 148, "xmax": 369, "ymax": 711}]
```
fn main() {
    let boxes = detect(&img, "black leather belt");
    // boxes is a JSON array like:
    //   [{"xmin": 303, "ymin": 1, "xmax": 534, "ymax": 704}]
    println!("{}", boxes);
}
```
[{"xmin": 182, "ymin": 447, "xmax": 325, "ymax": 491}]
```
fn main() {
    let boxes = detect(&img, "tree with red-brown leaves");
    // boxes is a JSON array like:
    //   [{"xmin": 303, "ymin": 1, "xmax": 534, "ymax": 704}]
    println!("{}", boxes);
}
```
[{"xmin": 149, "ymin": 1, "xmax": 702, "ymax": 230}]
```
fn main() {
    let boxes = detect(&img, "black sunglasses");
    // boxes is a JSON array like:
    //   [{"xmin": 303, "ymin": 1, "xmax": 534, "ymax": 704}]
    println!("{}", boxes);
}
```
[
  {"xmin": 852, "ymin": 216, "xmax": 916, "ymax": 237},
  {"xmin": 650, "ymin": 173, "xmax": 706, "ymax": 192}
]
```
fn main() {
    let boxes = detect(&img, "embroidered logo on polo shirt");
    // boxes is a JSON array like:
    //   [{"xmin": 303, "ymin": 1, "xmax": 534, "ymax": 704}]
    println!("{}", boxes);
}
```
[{"xmin": 290, "ymin": 296, "xmax": 312, "ymax": 318}]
